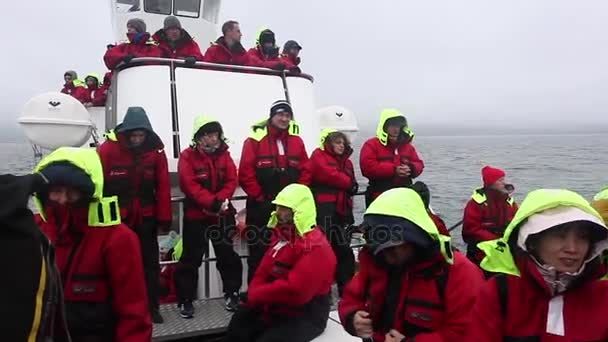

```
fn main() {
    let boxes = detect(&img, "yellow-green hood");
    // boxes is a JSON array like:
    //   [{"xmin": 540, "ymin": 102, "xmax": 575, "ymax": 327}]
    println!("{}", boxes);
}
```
[
  {"xmin": 479, "ymin": 189, "xmax": 608, "ymax": 276},
  {"xmin": 267, "ymin": 184, "xmax": 316, "ymax": 236},
  {"xmin": 375, "ymin": 108, "xmax": 414, "ymax": 146},
  {"xmin": 33, "ymin": 147, "xmax": 119, "ymax": 227}
]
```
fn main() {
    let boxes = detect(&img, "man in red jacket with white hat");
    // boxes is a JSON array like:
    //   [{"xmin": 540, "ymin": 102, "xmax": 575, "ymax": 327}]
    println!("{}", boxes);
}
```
[{"xmin": 462, "ymin": 166, "xmax": 518, "ymax": 266}]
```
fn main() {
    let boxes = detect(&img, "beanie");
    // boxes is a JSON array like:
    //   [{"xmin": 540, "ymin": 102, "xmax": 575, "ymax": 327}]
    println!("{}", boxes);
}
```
[
  {"xmin": 482, "ymin": 166, "xmax": 506, "ymax": 187},
  {"xmin": 283, "ymin": 40, "xmax": 302, "ymax": 53},
  {"xmin": 269, "ymin": 100, "xmax": 292, "ymax": 118},
  {"xmin": 38, "ymin": 162, "xmax": 95, "ymax": 200},
  {"xmin": 164, "ymin": 16, "xmax": 182, "ymax": 30},
  {"xmin": 64, "ymin": 70, "xmax": 78, "ymax": 79},
  {"xmin": 127, "ymin": 18, "xmax": 146, "ymax": 33}
]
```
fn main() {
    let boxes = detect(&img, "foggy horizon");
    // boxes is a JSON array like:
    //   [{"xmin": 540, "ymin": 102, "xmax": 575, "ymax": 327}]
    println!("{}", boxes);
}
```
[{"xmin": 2, "ymin": 0, "xmax": 608, "ymax": 136}]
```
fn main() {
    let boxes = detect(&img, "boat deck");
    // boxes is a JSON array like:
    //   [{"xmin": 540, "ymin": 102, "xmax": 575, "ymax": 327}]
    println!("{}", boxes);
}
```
[{"xmin": 152, "ymin": 296, "xmax": 360, "ymax": 341}]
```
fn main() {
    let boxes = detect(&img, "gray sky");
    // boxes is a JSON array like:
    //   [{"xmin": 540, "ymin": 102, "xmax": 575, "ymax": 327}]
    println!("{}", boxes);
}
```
[{"xmin": 2, "ymin": 0, "xmax": 608, "ymax": 134}]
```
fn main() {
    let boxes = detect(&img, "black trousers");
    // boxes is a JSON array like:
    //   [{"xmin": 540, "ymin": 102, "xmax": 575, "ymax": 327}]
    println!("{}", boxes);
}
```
[
  {"xmin": 317, "ymin": 204, "xmax": 356, "ymax": 295},
  {"xmin": 132, "ymin": 217, "xmax": 160, "ymax": 311},
  {"xmin": 245, "ymin": 198, "xmax": 273, "ymax": 283},
  {"xmin": 174, "ymin": 218, "xmax": 243, "ymax": 302},
  {"xmin": 225, "ymin": 306, "xmax": 326, "ymax": 342}
]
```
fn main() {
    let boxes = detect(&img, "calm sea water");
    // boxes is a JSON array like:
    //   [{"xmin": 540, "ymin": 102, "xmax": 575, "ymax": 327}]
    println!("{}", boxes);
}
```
[{"xmin": 2, "ymin": 133, "xmax": 606, "ymax": 249}]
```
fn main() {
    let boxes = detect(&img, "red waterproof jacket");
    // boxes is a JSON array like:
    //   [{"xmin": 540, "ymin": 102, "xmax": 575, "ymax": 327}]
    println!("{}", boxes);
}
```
[
  {"xmin": 178, "ymin": 144, "xmax": 237, "ymax": 221},
  {"xmin": 246, "ymin": 46, "xmax": 284, "ymax": 69},
  {"xmin": 98, "ymin": 130, "xmax": 172, "ymax": 229},
  {"xmin": 81, "ymin": 74, "xmax": 107, "ymax": 107},
  {"xmin": 462, "ymin": 188, "xmax": 518, "ymax": 263},
  {"xmin": 468, "ymin": 256, "xmax": 608, "ymax": 341},
  {"xmin": 103, "ymin": 33, "xmax": 163, "ymax": 70},
  {"xmin": 153, "ymin": 29, "xmax": 204, "ymax": 60},
  {"xmin": 203, "ymin": 36, "xmax": 248, "ymax": 65},
  {"xmin": 239, "ymin": 121, "xmax": 308, "ymax": 200},
  {"xmin": 360, "ymin": 136, "xmax": 424, "ymax": 201},
  {"xmin": 37, "ymin": 206, "xmax": 151, "ymax": 341},
  {"xmin": 339, "ymin": 249, "xmax": 482, "ymax": 342},
  {"xmin": 248, "ymin": 226, "xmax": 336, "ymax": 320},
  {"xmin": 280, "ymin": 53, "xmax": 301, "ymax": 73},
  {"xmin": 61, "ymin": 82, "xmax": 87, "ymax": 102},
  {"xmin": 300, "ymin": 144, "xmax": 355, "ymax": 217}
]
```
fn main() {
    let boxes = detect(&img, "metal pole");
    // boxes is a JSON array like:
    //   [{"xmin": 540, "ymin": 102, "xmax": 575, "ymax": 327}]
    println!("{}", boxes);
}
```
[
  {"xmin": 169, "ymin": 61, "xmax": 181, "ymax": 158},
  {"xmin": 281, "ymin": 70, "xmax": 291, "ymax": 105}
]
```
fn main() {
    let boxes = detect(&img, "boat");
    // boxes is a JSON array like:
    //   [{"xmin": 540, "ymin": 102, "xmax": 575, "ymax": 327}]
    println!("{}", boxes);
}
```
[{"xmin": 17, "ymin": 0, "xmax": 362, "ymax": 341}]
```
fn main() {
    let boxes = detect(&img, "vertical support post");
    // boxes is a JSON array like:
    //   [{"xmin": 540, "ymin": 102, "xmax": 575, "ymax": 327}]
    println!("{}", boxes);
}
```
[
  {"xmin": 281, "ymin": 70, "xmax": 291, "ymax": 105},
  {"xmin": 169, "ymin": 61, "xmax": 181, "ymax": 158}
]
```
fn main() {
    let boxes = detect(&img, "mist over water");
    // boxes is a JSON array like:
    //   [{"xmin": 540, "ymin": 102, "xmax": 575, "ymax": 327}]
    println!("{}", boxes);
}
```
[{"xmin": 3, "ymin": 133, "xmax": 606, "ymax": 249}]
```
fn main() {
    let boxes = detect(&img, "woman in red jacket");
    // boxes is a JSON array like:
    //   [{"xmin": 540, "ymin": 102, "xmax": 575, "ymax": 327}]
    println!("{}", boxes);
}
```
[
  {"xmin": 176, "ymin": 116, "xmax": 242, "ymax": 318},
  {"xmin": 34, "ymin": 147, "xmax": 152, "ymax": 342},
  {"xmin": 339, "ymin": 188, "xmax": 483, "ymax": 342},
  {"xmin": 300, "ymin": 128, "xmax": 357, "ymax": 296},
  {"xmin": 468, "ymin": 189, "xmax": 608, "ymax": 341}
]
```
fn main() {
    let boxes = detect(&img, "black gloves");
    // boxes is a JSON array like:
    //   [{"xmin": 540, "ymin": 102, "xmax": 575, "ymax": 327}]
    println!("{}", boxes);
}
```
[
  {"xmin": 348, "ymin": 180, "xmax": 359, "ymax": 196},
  {"xmin": 210, "ymin": 199, "xmax": 223, "ymax": 213},
  {"xmin": 184, "ymin": 56, "xmax": 197, "ymax": 66},
  {"xmin": 272, "ymin": 63, "xmax": 286, "ymax": 71},
  {"xmin": 123, "ymin": 54, "xmax": 135, "ymax": 63}
]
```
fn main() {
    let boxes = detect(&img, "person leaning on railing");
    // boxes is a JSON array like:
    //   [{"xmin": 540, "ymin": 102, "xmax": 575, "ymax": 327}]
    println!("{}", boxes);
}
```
[
  {"xmin": 152, "ymin": 16, "xmax": 204, "ymax": 66},
  {"xmin": 104, "ymin": 18, "xmax": 162, "ymax": 70},
  {"xmin": 203, "ymin": 20, "xmax": 249, "ymax": 66}
]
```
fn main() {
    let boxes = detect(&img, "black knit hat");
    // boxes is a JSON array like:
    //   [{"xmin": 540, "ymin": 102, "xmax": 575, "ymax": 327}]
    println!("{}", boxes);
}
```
[
  {"xmin": 38, "ymin": 162, "xmax": 95, "ymax": 200},
  {"xmin": 269, "ymin": 100, "xmax": 292, "ymax": 118}
]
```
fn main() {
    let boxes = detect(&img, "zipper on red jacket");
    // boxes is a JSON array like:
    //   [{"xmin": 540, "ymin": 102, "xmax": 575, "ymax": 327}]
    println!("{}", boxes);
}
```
[{"xmin": 62, "ymin": 234, "xmax": 84, "ymax": 287}]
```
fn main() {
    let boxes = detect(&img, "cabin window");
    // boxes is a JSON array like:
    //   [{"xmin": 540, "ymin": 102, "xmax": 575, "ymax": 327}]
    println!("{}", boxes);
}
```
[
  {"xmin": 144, "ymin": 0, "xmax": 172, "ymax": 15},
  {"xmin": 174, "ymin": 0, "xmax": 201, "ymax": 18},
  {"xmin": 116, "ymin": 0, "xmax": 140, "ymax": 12}
]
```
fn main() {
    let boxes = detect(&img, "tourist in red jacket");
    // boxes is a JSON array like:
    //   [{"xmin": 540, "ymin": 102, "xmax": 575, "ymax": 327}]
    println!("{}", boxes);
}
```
[
  {"xmin": 280, "ymin": 40, "xmax": 302, "ymax": 73},
  {"xmin": 246, "ymin": 28, "xmax": 285, "ymax": 70},
  {"xmin": 81, "ymin": 73, "xmax": 107, "ymax": 107},
  {"xmin": 175, "ymin": 116, "xmax": 242, "ymax": 318},
  {"xmin": 203, "ymin": 20, "xmax": 248, "ymax": 65},
  {"xmin": 339, "ymin": 188, "xmax": 483, "ymax": 342},
  {"xmin": 97, "ymin": 106, "xmax": 172, "ymax": 323},
  {"xmin": 300, "ymin": 128, "xmax": 357, "ymax": 296},
  {"xmin": 34, "ymin": 147, "xmax": 152, "ymax": 341},
  {"xmin": 226, "ymin": 184, "xmax": 336, "ymax": 342},
  {"xmin": 462, "ymin": 166, "xmax": 518, "ymax": 265},
  {"xmin": 239, "ymin": 100, "xmax": 309, "ymax": 282},
  {"xmin": 468, "ymin": 189, "xmax": 608, "ymax": 341},
  {"xmin": 104, "ymin": 18, "xmax": 162, "ymax": 70},
  {"xmin": 60, "ymin": 70, "xmax": 87, "ymax": 101},
  {"xmin": 153, "ymin": 16, "xmax": 204, "ymax": 63},
  {"xmin": 360, "ymin": 108, "xmax": 424, "ymax": 208}
]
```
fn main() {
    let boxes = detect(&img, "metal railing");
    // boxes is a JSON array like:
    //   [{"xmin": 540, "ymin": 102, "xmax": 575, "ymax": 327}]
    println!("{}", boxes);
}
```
[{"xmin": 108, "ymin": 57, "xmax": 314, "ymax": 159}]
